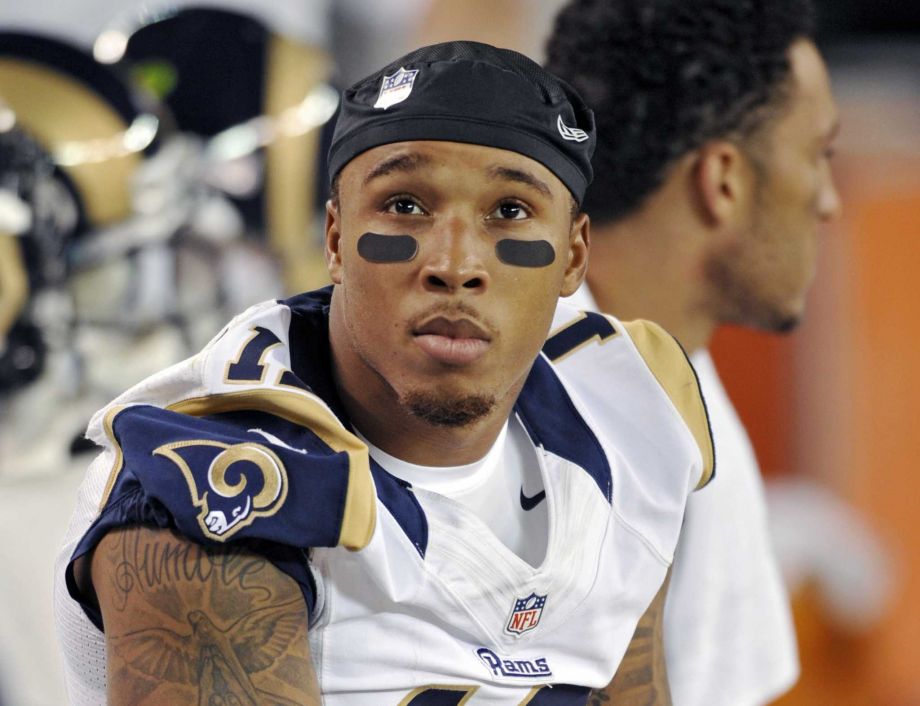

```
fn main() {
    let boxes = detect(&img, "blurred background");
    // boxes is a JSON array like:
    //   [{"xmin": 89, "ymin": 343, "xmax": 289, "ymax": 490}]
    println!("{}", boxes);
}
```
[{"xmin": 0, "ymin": 1, "xmax": 917, "ymax": 704}]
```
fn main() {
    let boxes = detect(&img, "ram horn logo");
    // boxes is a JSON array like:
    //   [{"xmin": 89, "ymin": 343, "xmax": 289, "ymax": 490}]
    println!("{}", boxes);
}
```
[
  {"xmin": 154, "ymin": 440, "xmax": 288, "ymax": 541},
  {"xmin": 557, "ymin": 115, "xmax": 589, "ymax": 143}
]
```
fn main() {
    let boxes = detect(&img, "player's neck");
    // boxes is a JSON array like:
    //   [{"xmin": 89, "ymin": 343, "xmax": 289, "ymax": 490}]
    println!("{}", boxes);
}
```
[
  {"xmin": 337, "ymin": 378, "xmax": 518, "ymax": 467},
  {"xmin": 586, "ymin": 209, "xmax": 717, "ymax": 355}
]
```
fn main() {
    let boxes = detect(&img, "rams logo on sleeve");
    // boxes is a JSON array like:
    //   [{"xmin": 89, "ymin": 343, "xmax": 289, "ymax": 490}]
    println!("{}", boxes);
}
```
[{"xmin": 153, "ymin": 440, "xmax": 289, "ymax": 541}]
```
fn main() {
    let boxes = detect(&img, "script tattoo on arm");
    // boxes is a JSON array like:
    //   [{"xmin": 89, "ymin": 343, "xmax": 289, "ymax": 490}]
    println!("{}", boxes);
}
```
[
  {"xmin": 91, "ymin": 526, "xmax": 320, "ymax": 706},
  {"xmin": 588, "ymin": 568, "xmax": 673, "ymax": 706}
]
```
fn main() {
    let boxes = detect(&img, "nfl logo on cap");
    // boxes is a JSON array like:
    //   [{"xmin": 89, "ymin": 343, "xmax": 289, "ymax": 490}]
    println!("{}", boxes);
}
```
[
  {"xmin": 505, "ymin": 592, "xmax": 547, "ymax": 635},
  {"xmin": 374, "ymin": 67, "xmax": 419, "ymax": 110}
]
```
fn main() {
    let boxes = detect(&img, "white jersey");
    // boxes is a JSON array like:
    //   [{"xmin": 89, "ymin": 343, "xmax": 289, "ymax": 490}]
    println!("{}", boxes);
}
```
[
  {"xmin": 361, "ymin": 418, "xmax": 550, "ymax": 568},
  {"xmin": 667, "ymin": 351, "xmax": 798, "ymax": 705},
  {"xmin": 54, "ymin": 287, "xmax": 713, "ymax": 705},
  {"xmin": 566, "ymin": 285, "xmax": 798, "ymax": 705}
]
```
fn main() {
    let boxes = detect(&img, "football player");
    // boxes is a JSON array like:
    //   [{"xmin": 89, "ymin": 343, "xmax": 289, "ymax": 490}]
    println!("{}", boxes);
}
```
[
  {"xmin": 56, "ymin": 41, "xmax": 713, "ymax": 705},
  {"xmin": 546, "ymin": 1, "xmax": 841, "ymax": 704}
]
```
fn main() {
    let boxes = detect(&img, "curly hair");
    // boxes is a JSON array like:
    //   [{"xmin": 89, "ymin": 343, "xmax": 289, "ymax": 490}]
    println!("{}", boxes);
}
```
[{"xmin": 545, "ymin": 0, "xmax": 816, "ymax": 224}]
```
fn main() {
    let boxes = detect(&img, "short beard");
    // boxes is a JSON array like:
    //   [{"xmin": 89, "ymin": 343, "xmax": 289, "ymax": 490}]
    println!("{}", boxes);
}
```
[
  {"xmin": 704, "ymin": 142, "xmax": 804, "ymax": 335},
  {"xmin": 402, "ymin": 391, "xmax": 496, "ymax": 427},
  {"xmin": 704, "ymin": 249, "xmax": 801, "ymax": 335}
]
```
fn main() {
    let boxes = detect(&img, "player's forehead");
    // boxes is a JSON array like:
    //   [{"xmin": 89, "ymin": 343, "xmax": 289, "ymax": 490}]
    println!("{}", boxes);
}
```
[
  {"xmin": 340, "ymin": 140, "xmax": 568, "ymax": 200},
  {"xmin": 327, "ymin": 42, "xmax": 596, "ymax": 204}
]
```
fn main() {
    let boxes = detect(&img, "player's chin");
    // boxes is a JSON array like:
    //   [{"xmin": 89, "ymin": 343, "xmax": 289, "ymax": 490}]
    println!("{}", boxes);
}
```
[
  {"xmin": 771, "ymin": 314, "xmax": 802, "ymax": 334},
  {"xmin": 401, "ymin": 389, "xmax": 496, "ymax": 427},
  {"xmin": 759, "ymin": 299, "xmax": 805, "ymax": 334},
  {"xmin": 730, "ymin": 294, "xmax": 803, "ymax": 335}
]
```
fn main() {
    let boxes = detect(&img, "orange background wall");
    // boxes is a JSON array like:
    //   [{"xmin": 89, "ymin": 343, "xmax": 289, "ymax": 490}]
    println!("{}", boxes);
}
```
[{"xmin": 712, "ymin": 88, "xmax": 920, "ymax": 704}]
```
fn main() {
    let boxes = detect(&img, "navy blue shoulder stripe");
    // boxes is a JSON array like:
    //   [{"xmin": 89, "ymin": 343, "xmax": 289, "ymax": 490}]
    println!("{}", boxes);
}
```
[
  {"xmin": 369, "ymin": 461, "xmax": 429, "ymax": 558},
  {"xmin": 515, "ymin": 356, "xmax": 612, "ymax": 502}
]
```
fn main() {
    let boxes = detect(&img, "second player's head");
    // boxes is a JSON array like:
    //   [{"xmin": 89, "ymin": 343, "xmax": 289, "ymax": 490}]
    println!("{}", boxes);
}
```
[{"xmin": 547, "ymin": 0, "xmax": 841, "ymax": 332}]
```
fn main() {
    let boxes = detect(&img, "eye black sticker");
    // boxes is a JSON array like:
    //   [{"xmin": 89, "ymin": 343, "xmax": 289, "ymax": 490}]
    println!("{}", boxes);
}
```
[
  {"xmin": 357, "ymin": 232, "xmax": 419, "ymax": 263},
  {"xmin": 496, "ymin": 239, "xmax": 556, "ymax": 268}
]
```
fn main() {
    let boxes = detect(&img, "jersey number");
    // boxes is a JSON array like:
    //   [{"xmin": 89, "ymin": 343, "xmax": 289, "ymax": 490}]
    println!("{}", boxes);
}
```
[
  {"xmin": 400, "ymin": 684, "xmax": 590, "ymax": 705},
  {"xmin": 224, "ymin": 326, "xmax": 307, "ymax": 390},
  {"xmin": 543, "ymin": 312, "xmax": 617, "ymax": 363}
]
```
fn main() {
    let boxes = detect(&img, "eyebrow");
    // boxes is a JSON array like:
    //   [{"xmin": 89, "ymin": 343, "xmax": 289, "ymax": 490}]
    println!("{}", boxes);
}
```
[
  {"xmin": 488, "ymin": 166, "xmax": 553, "ymax": 199},
  {"xmin": 363, "ymin": 152, "xmax": 433, "ymax": 186}
]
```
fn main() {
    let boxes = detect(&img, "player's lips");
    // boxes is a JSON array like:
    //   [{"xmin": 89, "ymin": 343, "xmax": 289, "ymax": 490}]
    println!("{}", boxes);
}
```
[{"xmin": 412, "ymin": 316, "xmax": 492, "ymax": 365}]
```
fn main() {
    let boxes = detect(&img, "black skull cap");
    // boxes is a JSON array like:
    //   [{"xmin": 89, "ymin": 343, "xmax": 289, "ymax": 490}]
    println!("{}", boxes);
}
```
[{"xmin": 328, "ymin": 41, "xmax": 596, "ymax": 202}]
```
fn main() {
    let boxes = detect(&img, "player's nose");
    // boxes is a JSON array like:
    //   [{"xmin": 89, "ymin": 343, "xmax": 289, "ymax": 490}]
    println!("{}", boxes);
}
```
[{"xmin": 419, "ymin": 216, "xmax": 490, "ymax": 294}]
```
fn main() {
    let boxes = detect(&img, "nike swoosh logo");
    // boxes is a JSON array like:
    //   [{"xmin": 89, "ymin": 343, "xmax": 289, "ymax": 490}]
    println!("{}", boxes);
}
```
[{"xmin": 520, "ymin": 488, "xmax": 546, "ymax": 511}]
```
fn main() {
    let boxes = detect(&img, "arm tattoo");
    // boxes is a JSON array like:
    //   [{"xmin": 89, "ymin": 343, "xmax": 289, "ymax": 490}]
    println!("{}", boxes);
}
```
[
  {"xmin": 92, "ymin": 526, "xmax": 320, "ymax": 706},
  {"xmin": 587, "ymin": 689, "xmax": 612, "ymax": 705},
  {"xmin": 107, "ymin": 526, "xmax": 272, "ymax": 612},
  {"xmin": 591, "ymin": 569, "xmax": 673, "ymax": 706}
]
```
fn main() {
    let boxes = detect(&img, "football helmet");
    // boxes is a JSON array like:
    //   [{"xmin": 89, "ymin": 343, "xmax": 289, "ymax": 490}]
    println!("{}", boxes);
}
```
[
  {"xmin": 94, "ymin": 5, "xmax": 339, "ymax": 294},
  {"xmin": 0, "ymin": 122, "xmax": 72, "ymax": 393},
  {"xmin": 0, "ymin": 32, "xmax": 185, "ymax": 473},
  {"xmin": 0, "ymin": 31, "xmax": 163, "ymax": 340}
]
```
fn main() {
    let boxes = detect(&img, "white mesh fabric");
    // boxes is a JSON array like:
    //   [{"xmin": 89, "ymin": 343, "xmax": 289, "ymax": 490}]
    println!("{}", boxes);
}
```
[{"xmin": 53, "ymin": 452, "xmax": 113, "ymax": 705}]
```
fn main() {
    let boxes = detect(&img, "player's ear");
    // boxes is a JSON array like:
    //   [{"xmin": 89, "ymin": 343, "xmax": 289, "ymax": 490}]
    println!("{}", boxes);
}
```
[
  {"xmin": 560, "ymin": 210, "xmax": 589, "ymax": 297},
  {"xmin": 325, "ymin": 199, "xmax": 344, "ymax": 284},
  {"xmin": 694, "ymin": 140, "xmax": 754, "ymax": 228}
]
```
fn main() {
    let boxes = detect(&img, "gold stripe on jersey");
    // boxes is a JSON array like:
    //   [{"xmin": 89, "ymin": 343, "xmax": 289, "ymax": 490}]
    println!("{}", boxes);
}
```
[
  {"xmin": 168, "ymin": 389, "xmax": 376, "ymax": 550},
  {"xmin": 396, "ymin": 685, "xmax": 546, "ymax": 704},
  {"xmin": 622, "ymin": 320, "xmax": 715, "ymax": 489},
  {"xmin": 397, "ymin": 685, "xmax": 479, "ymax": 705},
  {"xmin": 519, "ymin": 686, "xmax": 548, "ymax": 704},
  {"xmin": 98, "ymin": 405, "xmax": 129, "ymax": 510}
]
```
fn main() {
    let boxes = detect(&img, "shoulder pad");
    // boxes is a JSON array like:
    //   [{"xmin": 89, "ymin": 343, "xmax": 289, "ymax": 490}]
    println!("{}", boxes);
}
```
[
  {"xmin": 622, "ymin": 320, "xmax": 715, "ymax": 489},
  {"xmin": 97, "ymin": 398, "xmax": 376, "ymax": 549}
]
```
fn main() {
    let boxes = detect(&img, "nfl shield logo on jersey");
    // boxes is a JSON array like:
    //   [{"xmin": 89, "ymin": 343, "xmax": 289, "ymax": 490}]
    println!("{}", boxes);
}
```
[
  {"xmin": 374, "ymin": 67, "xmax": 419, "ymax": 109},
  {"xmin": 505, "ymin": 592, "xmax": 547, "ymax": 635}
]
